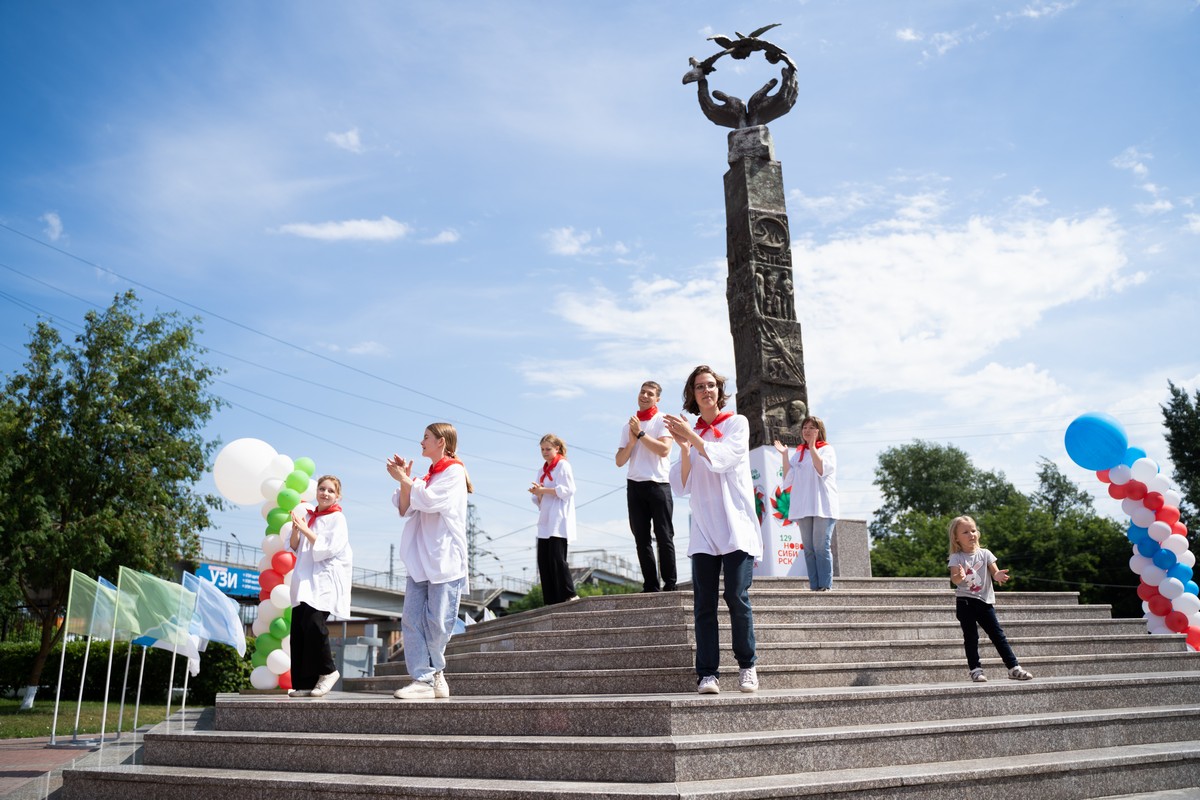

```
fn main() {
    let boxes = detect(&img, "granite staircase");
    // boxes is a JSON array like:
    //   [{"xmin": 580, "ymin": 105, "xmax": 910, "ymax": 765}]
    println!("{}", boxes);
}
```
[{"xmin": 63, "ymin": 577, "xmax": 1200, "ymax": 798}]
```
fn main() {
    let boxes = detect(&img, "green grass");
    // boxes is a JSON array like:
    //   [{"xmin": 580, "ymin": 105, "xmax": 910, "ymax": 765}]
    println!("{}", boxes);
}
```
[{"xmin": 0, "ymin": 698, "xmax": 174, "ymax": 739}]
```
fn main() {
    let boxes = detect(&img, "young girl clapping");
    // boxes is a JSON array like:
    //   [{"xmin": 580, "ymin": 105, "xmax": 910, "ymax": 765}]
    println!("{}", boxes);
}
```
[{"xmin": 528, "ymin": 434, "xmax": 578, "ymax": 605}]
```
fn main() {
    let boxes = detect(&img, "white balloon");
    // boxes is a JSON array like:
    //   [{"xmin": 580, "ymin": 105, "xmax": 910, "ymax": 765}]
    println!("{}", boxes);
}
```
[
  {"xmin": 1108, "ymin": 464, "xmax": 1132, "ymax": 485},
  {"xmin": 1181, "ymin": 550, "xmax": 1197, "ymax": 569},
  {"xmin": 270, "ymin": 583, "xmax": 291, "ymax": 609},
  {"xmin": 1142, "ymin": 601, "xmax": 1151, "ymax": 615},
  {"xmin": 250, "ymin": 665, "xmax": 278, "ymax": 690},
  {"xmin": 1130, "ymin": 457, "xmax": 1159, "ymax": 483},
  {"xmin": 1142, "ymin": 565, "xmax": 1167, "ymax": 586},
  {"xmin": 1131, "ymin": 507, "xmax": 1157, "ymax": 528},
  {"xmin": 1190, "ymin": 611, "xmax": 1200, "ymax": 629},
  {"xmin": 283, "ymin": 571, "xmax": 293, "ymax": 587},
  {"xmin": 213, "ymin": 438, "xmax": 279, "ymax": 505},
  {"xmin": 1172, "ymin": 593, "xmax": 1200, "ymax": 617},
  {"xmin": 1148, "ymin": 521, "xmax": 1173, "ymax": 543},
  {"xmin": 282, "ymin": 635, "xmax": 291, "ymax": 655},
  {"xmin": 1121, "ymin": 498, "xmax": 1142, "ymax": 517},
  {"xmin": 260, "ymin": 477, "xmax": 285, "ymax": 502},
  {"xmin": 258, "ymin": 554, "xmax": 272, "ymax": 573},
  {"xmin": 1146, "ymin": 617, "xmax": 1171, "ymax": 634},
  {"xmin": 262, "ymin": 534, "xmax": 286, "ymax": 557},
  {"xmin": 1159, "ymin": 577, "xmax": 1186, "ymax": 600},
  {"xmin": 257, "ymin": 599, "xmax": 282, "ymax": 623},
  {"xmin": 251, "ymin": 615, "xmax": 269, "ymax": 637},
  {"xmin": 302, "ymin": 478, "xmax": 318, "ymax": 502},
  {"xmin": 1130, "ymin": 554, "xmax": 1151, "ymax": 575},
  {"xmin": 1164, "ymin": 489, "xmax": 1183, "ymax": 508},
  {"xmin": 1163, "ymin": 535, "xmax": 1191, "ymax": 556},
  {"xmin": 266, "ymin": 649, "xmax": 292, "ymax": 676},
  {"xmin": 260, "ymin": 454, "xmax": 295, "ymax": 483},
  {"xmin": 1145, "ymin": 474, "xmax": 1170, "ymax": 495}
]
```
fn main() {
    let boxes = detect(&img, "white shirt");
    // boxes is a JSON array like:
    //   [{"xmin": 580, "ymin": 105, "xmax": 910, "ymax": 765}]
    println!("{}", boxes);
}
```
[
  {"xmin": 393, "ymin": 463, "xmax": 470, "ymax": 586},
  {"xmin": 533, "ymin": 458, "xmax": 577, "ymax": 541},
  {"xmin": 287, "ymin": 510, "xmax": 353, "ymax": 620},
  {"xmin": 668, "ymin": 413, "xmax": 764, "ymax": 559},
  {"xmin": 782, "ymin": 443, "xmax": 840, "ymax": 519},
  {"xmin": 618, "ymin": 413, "xmax": 671, "ymax": 483},
  {"xmin": 950, "ymin": 548, "xmax": 997, "ymax": 605}
]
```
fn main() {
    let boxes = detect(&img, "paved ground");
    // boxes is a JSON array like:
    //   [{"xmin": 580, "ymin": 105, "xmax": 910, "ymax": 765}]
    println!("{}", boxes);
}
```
[{"xmin": 0, "ymin": 734, "xmax": 142, "ymax": 800}]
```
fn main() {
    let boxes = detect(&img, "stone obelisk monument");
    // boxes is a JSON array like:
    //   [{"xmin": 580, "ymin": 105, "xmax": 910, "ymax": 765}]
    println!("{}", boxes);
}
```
[{"xmin": 683, "ymin": 25, "xmax": 810, "ymax": 576}]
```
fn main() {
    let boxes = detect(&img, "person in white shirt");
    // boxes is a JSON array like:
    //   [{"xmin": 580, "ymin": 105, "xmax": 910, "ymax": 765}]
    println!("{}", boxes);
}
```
[
  {"xmin": 386, "ymin": 422, "xmax": 473, "ymax": 700},
  {"xmin": 615, "ymin": 381, "xmax": 677, "ymax": 592},
  {"xmin": 286, "ymin": 474, "xmax": 352, "ymax": 698},
  {"xmin": 529, "ymin": 433, "xmax": 578, "ymax": 605},
  {"xmin": 774, "ymin": 416, "xmax": 840, "ymax": 591},
  {"xmin": 665, "ymin": 365, "xmax": 762, "ymax": 695}
]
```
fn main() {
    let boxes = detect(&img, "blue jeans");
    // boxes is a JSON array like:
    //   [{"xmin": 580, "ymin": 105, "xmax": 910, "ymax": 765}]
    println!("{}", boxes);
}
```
[
  {"xmin": 691, "ymin": 550, "xmax": 756, "ymax": 679},
  {"xmin": 798, "ymin": 517, "xmax": 836, "ymax": 590},
  {"xmin": 402, "ymin": 575, "xmax": 466, "ymax": 684},
  {"xmin": 956, "ymin": 597, "xmax": 1019, "ymax": 670}
]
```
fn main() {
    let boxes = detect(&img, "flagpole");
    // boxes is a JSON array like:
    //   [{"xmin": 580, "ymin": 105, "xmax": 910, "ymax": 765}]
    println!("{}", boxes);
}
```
[
  {"xmin": 71, "ymin": 591, "xmax": 102, "ymax": 743},
  {"xmin": 132, "ymin": 644, "xmax": 147, "ymax": 732},
  {"xmin": 49, "ymin": 620, "xmax": 69, "ymax": 746},
  {"xmin": 98, "ymin": 616, "xmax": 119, "ymax": 743},
  {"xmin": 116, "ymin": 640, "xmax": 134, "ymax": 740}
]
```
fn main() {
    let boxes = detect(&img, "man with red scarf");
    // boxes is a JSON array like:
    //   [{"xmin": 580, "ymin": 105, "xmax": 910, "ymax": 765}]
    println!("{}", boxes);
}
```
[{"xmin": 615, "ymin": 381, "xmax": 677, "ymax": 592}]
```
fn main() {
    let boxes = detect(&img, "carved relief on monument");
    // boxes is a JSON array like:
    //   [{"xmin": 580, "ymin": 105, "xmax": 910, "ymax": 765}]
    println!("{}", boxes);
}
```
[
  {"xmin": 750, "ymin": 212, "xmax": 791, "ymax": 269},
  {"xmin": 758, "ymin": 318, "xmax": 805, "ymax": 386},
  {"xmin": 764, "ymin": 390, "xmax": 810, "ymax": 446}
]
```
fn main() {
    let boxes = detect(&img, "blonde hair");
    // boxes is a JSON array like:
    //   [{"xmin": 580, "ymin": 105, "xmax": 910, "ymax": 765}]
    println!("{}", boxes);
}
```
[
  {"xmin": 315, "ymin": 474, "xmax": 342, "ymax": 496},
  {"xmin": 540, "ymin": 433, "xmax": 567, "ymax": 458},
  {"xmin": 426, "ymin": 422, "xmax": 474, "ymax": 493},
  {"xmin": 948, "ymin": 515, "xmax": 977, "ymax": 555}
]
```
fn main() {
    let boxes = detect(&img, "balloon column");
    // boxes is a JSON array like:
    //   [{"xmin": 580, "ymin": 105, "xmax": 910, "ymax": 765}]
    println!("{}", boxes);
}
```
[
  {"xmin": 213, "ymin": 438, "xmax": 319, "ymax": 690},
  {"xmin": 1064, "ymin": 413, "xmax": 1200, "ymax": 651}
]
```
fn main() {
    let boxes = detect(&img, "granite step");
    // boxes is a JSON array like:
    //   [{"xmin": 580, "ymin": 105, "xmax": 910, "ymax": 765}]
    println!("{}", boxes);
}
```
[{"xmin": 62, "ymin": 740, "xmax": 1200, "ymax": 799}]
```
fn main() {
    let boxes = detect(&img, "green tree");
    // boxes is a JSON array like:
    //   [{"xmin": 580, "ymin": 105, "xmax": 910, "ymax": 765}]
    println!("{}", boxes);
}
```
[
  {"xmin": 0, "ymin": 291, "xmax": 224, "ymax": 693},
  {"xmin": 1161, "ymin": 381, "xmax": 1200, "ymax": 520},
  {"xmin": 870, "ymin": 440, "xmax": 1021, "ymax": 540}
]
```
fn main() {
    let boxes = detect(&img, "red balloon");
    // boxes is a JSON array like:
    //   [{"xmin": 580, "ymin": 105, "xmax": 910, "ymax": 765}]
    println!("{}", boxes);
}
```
[
  {"xmin": 1156, "ymin": 506, "xmax": 1181, "ymax": 525},
  {"xmin": 1136, "ymin": 581, "xmax": 1160, "ymax": 602},
  {"xmin": 259, "ymin": 569, "xmax": 284, "ymax": 593},
  {"xmin": 1187, "ymin": 626, "xmax": 1200, "ymax": 652},
  {"xmin": 259, "ymin": 586, "xmax": 272, "ymax": 602},
  {"xmin": 1125, "ymin": 480, "xmax": 1147, "ymax": 501},
  {"xmin": 1166, "ymin": 611, "xmax": 1191, "ymax": 634},
  {"xmin": 1108, "ymin": 483, "xmax": 1130, "ymax": 500},
  {"xmin": 1143, "ymin": 492, "xmax": 1165, "ymax": 511},
  {"xmin": 278, "ymin": 670, "xmax": 293, "ymax": 691},
  {"xmin": 1096, "ymin": 469, "xmax": 1112, "ymax": 484},
  {"xmin": 1173, "ymin": 521, "xmax": 1189, "ymax": 538},
  {"xmin": 271, "ymin": 551, "xmax": 297, "ymax": 575},
  {"xmin": 1148, "ymin": 595, "xmax": 1173, "ymax": 617}
]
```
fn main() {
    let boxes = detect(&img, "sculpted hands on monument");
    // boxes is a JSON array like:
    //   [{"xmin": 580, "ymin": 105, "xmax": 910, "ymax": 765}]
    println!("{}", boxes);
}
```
[{"xmin": 682, "ymin": 24, "xmax": 799, "ymax": 129}]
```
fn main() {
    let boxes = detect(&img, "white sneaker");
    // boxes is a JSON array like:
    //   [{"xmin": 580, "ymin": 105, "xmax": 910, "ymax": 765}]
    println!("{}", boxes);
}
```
[
  {"xmin": 433, "ymin": 671, "xmax": 450, "ymax": 698},
  {"xmin": 287, "ymin": 689, "xmax": 311, "ymax": 697},
  {"xmin": 309, "ymin": 670, "xmax": 340, "ymax": 697},
  {"xmin": 697, "ymin": 675, "xmax": 720, "ymax": 694},
  {"xmin": 1008, "ymin": 665, "xmax": 1033, "ymax": 681},
  {"xmin": 738, "ymin": 667, "xmax": 759, "ymax": 693},
  {"xmin": 394, "ymin": 680, "xmax": 435, "ymax": 700},
  {"xmin": 970, "ymin": 668, "xmax": 987, "ymax": 683}
]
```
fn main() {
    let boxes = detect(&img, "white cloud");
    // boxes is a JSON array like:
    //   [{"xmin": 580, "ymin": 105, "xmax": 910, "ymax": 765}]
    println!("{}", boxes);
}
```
[
  {"xmin": 319, "ymin": 340, "xmax": 388, "ymax": 356},
  {"xmin": 275, "ymin": 216, "xmax": 410, "ymax": 241},
  {"xmin": 1010, "ymin": 1, "xmax": 1077, "ymax": 20},
  {"xmin": 1184, "ymin": 214, "xmax": 1200, "ymax": 234},
  {"xmin": 1112, "ymin": 147, "xmax": 1151, "ymax": 178},
  {"xmin": 422, "ymin": 229, "xmax": 460, "ymax": 245},
  {"xmin": 40, "ymin": 211, "xmax": 63, "ymax": 241},
  {"xmin": 544, "ymin": 226, "xmax": 597, "ymax": 256},
  {"xmin": 895, "ymin": 28, "xmax": 921, "ymax": 42},
  {"xmin": 1015, "ymin": 189, "xmax": 1048, "ymax": 209},
  {"xmin": 326, "ymin": 127, "xmax": 363, "ymax": 153},
  {"xmin": 1135, "ymin": 199, "xmax": 1174, "ymax": 215}
]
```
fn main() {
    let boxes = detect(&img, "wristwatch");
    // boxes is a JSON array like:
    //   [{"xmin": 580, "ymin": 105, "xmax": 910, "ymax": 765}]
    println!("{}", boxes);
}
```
[{"xmin": 636, "ymin": 431, "xmax": 646, "ymax": 439}]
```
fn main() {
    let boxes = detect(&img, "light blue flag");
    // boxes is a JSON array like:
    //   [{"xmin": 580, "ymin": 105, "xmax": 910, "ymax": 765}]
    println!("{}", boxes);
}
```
[{"xmin": 184, "ymin": 572, "xmax": 248, "ymax": 656}]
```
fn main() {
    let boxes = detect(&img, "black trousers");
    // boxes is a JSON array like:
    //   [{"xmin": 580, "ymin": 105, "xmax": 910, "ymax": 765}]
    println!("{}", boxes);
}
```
[
  {"xmin": 291, "ymin": 601, "xmax": 335, "ymax": 690},
  {"xmin": 627, "ymin": 480, "xmax": 677, "ymax": 591},
  {"xmin": 955, "ymin": 596, "xmax": 1019, "ymax": 670},
  {"xmin": 537, "ymin": 536, "xmax": 576, "ymax": 605}
]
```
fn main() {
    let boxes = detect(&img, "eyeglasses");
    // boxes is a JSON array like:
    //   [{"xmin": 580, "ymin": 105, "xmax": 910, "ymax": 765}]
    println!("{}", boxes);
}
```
[{"xmin": 694, "ymin": 382, "xmax": 718, "ymax": 391}]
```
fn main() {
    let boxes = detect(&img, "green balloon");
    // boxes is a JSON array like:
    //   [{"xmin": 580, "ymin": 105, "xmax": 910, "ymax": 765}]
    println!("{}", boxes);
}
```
[
  {"xmin": 284, "ymin": 469, "xmax": 309, "ymax": 493},
  {"xmin": 283, "ymin": 605, "xmax": 292, "ymax": 623},
  {"xmin": 251, "ymin": 648, "xmax": 268, "ymax": 668},
  {"xmin": 269, "ymin": 616, "xmax": 289, "ymax": 639},
  {"xmin": 294, "ymin": 456, "xmax": 316, "ymax": 478},
  {"xmin": 266, "ymin": 508, "xmax": 290, "ymax": 534},
  {"xmin": 276, "ymin": 488, "xmax": 301, "ymax": 512},
  {"xmin": 256, "ymin": 632, "xmax": 280, "ymax": 654}
]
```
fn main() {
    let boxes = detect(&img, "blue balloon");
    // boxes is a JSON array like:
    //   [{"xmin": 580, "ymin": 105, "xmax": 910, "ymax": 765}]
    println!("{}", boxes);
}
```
[
  {"xmin": 1127, "ymin": 524, "xmax": 1148, "ymax": 543},
  {"xmin": 1167, "ymin": 563, "xmax": 1194, "ymax": 584},
  {"xmin": 1188, "ymin": 581, "xmax": 1199, "ymax": 597},
  {"xmin": 1123, "ymin": 446, "xmax": 1148, "ymax": 467},
  {"xmin": 1153, "ymin": 548, "xmax": 1178, "ymax": 570},
  {"xmin": 1064, "ymin": 413, "xmax": 1128, "ymax": 471},
  {"xmin": 1137, "ymin": 538, "xmax": 1162, "ymax": 558}
]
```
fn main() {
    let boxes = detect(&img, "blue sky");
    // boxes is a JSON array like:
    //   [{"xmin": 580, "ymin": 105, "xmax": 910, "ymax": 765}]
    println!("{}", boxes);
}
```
[{"xmin": 3, "ymin": 1, "xmax": 1198, "ymax": 589}]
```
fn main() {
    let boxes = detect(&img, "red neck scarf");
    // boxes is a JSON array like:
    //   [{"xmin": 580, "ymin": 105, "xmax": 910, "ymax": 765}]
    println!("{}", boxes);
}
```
[
  {"xmin": 694, "ymin": 411, "xmax": 734, "ymax": 439},
  {"xmin": 636, "ymin": 405, "xmax": 658, "ymax": 422},
  {"xmin": 796, "ymin": 441, "xmax": 828, "ymax": 461},
  {"xmin": 540, "ymin": 454, "xmax": 563, "ymax": 484},
  {"xmin": 306, "ymin": 504, "xmax": 343, "ymax": 527},
  {"xmin": 422, "ymin": 456, "xmax": 462, "ymax": 485}
]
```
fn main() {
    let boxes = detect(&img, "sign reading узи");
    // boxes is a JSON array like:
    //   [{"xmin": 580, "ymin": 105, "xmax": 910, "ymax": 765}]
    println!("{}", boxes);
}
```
[{"xmin": 196, "ymin": 563, "xmax": 261, "ymax": 598}]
